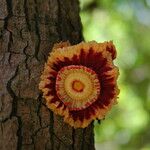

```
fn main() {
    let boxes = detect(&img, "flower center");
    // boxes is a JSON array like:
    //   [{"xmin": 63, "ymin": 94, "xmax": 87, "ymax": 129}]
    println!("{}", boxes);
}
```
[
  {"xmin": 72, "ymin": 80, "xmax": 84, "ymax": 92},
  {"xmin": 56, "ymin": 65, "xmax": 100, "ymax": 110}
]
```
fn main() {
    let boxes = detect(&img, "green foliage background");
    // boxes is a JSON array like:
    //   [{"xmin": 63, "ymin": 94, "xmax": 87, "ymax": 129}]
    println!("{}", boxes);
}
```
[{"xmin": 79, "ymin": 0, "xmax": 150, "ymax": 149}]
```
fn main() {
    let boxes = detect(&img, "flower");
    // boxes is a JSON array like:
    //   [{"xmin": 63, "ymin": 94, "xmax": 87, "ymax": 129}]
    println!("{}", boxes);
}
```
[{"xmin": 39, "ymin": 41, "xmax": 119, "ymax": 128}]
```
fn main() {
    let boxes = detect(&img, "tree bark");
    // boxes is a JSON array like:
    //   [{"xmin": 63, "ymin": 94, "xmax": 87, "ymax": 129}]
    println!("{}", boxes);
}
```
[{"xmin": 0, "ymin": 0, "xmax": 95, "ymax": 150}]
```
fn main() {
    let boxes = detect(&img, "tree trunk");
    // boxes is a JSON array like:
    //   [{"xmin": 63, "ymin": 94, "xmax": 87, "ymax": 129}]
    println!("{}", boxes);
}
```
[{"xmin": 0, "ymin": 0, "xmax": 95, "ymax": 150}]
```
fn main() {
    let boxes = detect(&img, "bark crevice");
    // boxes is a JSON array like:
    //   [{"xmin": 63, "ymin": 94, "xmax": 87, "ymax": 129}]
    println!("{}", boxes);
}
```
[
  {"xmin": 33, "ymin": 0, "xmax": 41, "ymax": 61},
  {"xmin": 6, "ymin": 65, "xmax": 19, "ymax": 117},
  {"xmin": 4, "ymin": 0, "xmax": 13, "ymax": 30},
  {"xmin": 49, "ymin": 110, "xmax": 54, "ymax": 150},
  {"xmin": 24, "ymin": 0, "xmax": 31, "ymax": 31}
]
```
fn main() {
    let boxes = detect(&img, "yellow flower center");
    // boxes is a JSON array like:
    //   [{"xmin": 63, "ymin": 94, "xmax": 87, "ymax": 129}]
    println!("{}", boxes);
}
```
[
  {"xmin": 72, "ymin": 80, "xmax": 84, "ymax": 92},
  {"xmin": 56, "ymin": 65, "xmax": 100, "ymax": 110}
]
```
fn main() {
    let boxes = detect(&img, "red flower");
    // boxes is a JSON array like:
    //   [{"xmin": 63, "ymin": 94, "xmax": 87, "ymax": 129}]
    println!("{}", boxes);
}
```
[{"xmin": 39, "ymin": 41, "xmax": 119, "ymax": 128}]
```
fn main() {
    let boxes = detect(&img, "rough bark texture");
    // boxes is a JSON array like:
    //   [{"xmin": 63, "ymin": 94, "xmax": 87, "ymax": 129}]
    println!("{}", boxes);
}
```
[{"xmin": 0, "ymin": 0, "xmax": 95, "ymax": 150}]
